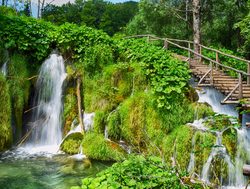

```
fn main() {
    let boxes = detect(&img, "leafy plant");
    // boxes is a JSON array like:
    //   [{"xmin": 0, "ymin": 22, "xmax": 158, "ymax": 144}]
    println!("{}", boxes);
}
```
[
  {"xmin": 71, "ymin": 155, "xmax": 204, "ymax": 189},
  {"xmin": 116, "ymin": 38, "xmax": 190, "ymax": 109}
]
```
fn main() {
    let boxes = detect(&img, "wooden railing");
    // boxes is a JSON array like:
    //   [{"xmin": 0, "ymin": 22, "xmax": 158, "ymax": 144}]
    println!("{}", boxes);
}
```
[{"xmin": 125, "ymin": 34, "xmax": 250, "ymax": 102}]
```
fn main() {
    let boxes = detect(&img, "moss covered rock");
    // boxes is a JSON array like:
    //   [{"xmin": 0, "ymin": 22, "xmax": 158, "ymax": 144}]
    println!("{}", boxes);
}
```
[
  {"xmin": 63, "ymin": 87, "xmax": 78, "ymax": 135},
  {"xmin": 0, "ymin": 74, "xmax": 12, "ymax": 151},
  {"xmin": 82, "ymin": 132, "xmax": 126, "ymax": 161},
  {"xmin": 60, "ymin": 132, "xmax": 83, "ymax": 155}
]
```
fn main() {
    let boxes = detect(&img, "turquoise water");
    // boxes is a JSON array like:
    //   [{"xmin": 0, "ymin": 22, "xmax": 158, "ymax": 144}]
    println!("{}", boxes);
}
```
[{"xmin": 0, "ymin": 153, "xmax": 111, "ymax": 189}]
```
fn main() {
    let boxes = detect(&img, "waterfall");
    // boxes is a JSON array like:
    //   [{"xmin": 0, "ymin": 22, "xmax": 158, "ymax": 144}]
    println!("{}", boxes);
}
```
[
  {"xmin": 188, "ymin": 82, "xmax": 250, "ymax": 188},
  {"xmin": 84, "ymin": 113, "xmax": 95, "ymax": 131},
  {"xmin": 197, "ymin": 87, "xmax": 237, "ymax": 117},
  {"xmin": 201, "ymin": 131, "xmax": 235, "ymax": 186},
  {"xmin": 25, "ymin": 52, "xmax": 66, "ymax": 153},
  {"xmin": 1, "ymin": 50, "xmax": 9, "ymax": 76},
  {"xmin": 1, "ymin": 61, "xmax": 7, "ymax": 76},
  {"xmin": 188, "ymin": 135, "xmax": 196, "ymax": 173}
]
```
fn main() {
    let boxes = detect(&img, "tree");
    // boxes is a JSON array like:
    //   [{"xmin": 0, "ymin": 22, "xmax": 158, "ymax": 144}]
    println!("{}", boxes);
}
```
[{"xmin": 192, "ymin": 0, "xmax": 200, "ymax": 59}]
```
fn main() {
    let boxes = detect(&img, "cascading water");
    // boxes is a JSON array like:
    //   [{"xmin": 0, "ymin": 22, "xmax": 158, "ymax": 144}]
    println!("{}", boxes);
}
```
[
  {"xmin": 1, "ymin": 50, "xmax": 9, "ymax": 76},
  {"xmin": 201, "ymin": 131, "xmax": 235, "ymax": 186},
  {"xmin": 197, "ymin": 87, "xmax": 237, "ymax": 117},
  {"xmin": 1, "ymin": 61, "xmax": 7, "ymax": 76},
  {"xmin": 25, "ymin": 52, "xmax": 66, "ymax": 153},
  {"xmin": 188, "ymin": 135, "xmax": 196, "ymax": 173},
  {"xmin": 188, "ymin": 84, "xmax": 250, "ymax": 188}
]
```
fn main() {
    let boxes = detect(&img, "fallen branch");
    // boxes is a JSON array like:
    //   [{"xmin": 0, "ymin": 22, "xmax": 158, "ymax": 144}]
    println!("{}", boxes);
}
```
[{"xmin": 77, "ymin": 76, "xmax": 84, "ymax": 133}]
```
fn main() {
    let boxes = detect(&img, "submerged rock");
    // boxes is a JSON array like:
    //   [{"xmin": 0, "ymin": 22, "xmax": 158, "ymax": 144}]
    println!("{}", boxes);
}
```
[{"xmin": 60, "ymin": 132, "xmax": 83, "ymax": 155}]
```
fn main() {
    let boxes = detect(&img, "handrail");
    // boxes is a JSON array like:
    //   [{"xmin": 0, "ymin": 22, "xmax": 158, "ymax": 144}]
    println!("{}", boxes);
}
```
[
  {"xmin": 124, "ymin": 34, "xmax": 250, "ymax": 77},
  {"xmin": 198, "ymin": 44, "xmax": 250, "ymax": 64},
  {"xmin": 164, "ymin": 38, "xmax": 249, "ymax": 76}
]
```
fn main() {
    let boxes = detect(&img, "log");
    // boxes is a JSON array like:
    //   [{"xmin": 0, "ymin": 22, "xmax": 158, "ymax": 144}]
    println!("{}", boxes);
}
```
[
  {"xmin": 243, "ymin": 164, "xmax": 250, "ymax": 176},
  {"xmin": 77, "ymin": 76, "xmax": 84, "ymax": 133}
]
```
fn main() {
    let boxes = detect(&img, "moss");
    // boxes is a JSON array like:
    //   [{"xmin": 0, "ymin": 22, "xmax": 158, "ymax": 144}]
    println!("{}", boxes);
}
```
[
  {"xmin": 222, "ymin": 128, "xmax": 237, "ymax": 159},
  {"xmin": 192, "ymin": 102, "xmax": 214, "ymax": 119},
  {"xmin": 0, "ymin": 74, "xmax": 12, "ymax": 151},
  {"xmin": 118, "ymin": 92, "xmax": 147, "ymax": 151},
  {"xmin": 93, "ymin": 110, "xmax": 107, "ymax": 134},
  {"xmin": 60, "ymin": 132, "xmax": 83, "ymax": 154},
  {"xmin": 63, "ymin": 87, "xmax": 78, "ymax": 135},
  {"xmin": 82, "ymin": 132, "xmax": 126, "ymax": 161},
  {"xmin": 8, "ymin": 53, "xmax": 31, "ymax": 140},
  {"xmin": 107, "ymin": 110, "xmax": 121, "ymax": 140},
  {"xmin": 185, "ymin": 86, "xmax": 199, "ymax": 102},
  {"xmin": 193, "ymin": 131, "xmax": 216, "ymax": 175},
  {"xmin": 84, "ymin": 62, "xmax": 148, "ymax": 112},
  {"xmin": 161, "ymin": 125, "xmax": 194, "ymax": 168}
]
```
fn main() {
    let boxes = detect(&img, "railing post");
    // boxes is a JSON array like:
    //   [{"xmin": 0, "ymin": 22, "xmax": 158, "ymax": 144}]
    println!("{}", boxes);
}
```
[
  {"xmin": 188, "ymin": 42, "xmax": 191, "ymax": 61},
  {"xmin": 199, "ymin": 45, "xmax": 202, "ymax": 63},
  {"xmin": 239, "ymin": 73, "xmax": 243, "ymax": 99},
  {"xmin": 164, "ymin": 40, "xmax": 168, "ymax": 49},
  {"xmin": 247, "ymin": 62, "xmax": 250, "ymax": 86},
  {"xmin": 216, "ymin": 51, "xmax": 219, "ymax": 70},
  {"xmin": 147, "ymin": 35, "xmax": 150, "ymax": 43},
  {"xmin": 210, "ymin": 61, "xmax": 213, "ymax": 85}
]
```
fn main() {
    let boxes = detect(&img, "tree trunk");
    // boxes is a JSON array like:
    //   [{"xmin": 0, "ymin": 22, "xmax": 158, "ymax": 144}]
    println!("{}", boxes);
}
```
[
  {"xmin": 192, "ymin": 0, "xmax": 201, "ymax": 60},
  {"xmin": 37, "ymin": 0, "xmax": 40, "ymax": 18},
  {"xmin": 2, "ymin": 0, "xmax": 5, "ymax": 6},
  {"xmin": 77, "ymin": 76, "xmax": 84, "ymax": 133},
  {"xmin": 185, "ymin": 0, "xmax": 189, "ymax": 21},
  {"xmin": 41, "ymin": 0, "xmax": 45, "ymax": 17}
]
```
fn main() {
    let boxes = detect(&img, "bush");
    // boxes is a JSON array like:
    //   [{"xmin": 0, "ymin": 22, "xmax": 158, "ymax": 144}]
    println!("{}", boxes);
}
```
[
  {"xmin": 72, "ymin": 155, "xmax": 204, "ymax": 189},
  {"xmin": 82, "ymin": 132, "xmax": 126, "ymax": 161}
]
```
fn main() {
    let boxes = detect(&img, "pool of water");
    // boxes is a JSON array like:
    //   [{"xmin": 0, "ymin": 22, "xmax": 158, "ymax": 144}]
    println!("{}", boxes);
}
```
[{"xmin": 0, "ymin": 151, "xmax": 111, "ymax": 189}]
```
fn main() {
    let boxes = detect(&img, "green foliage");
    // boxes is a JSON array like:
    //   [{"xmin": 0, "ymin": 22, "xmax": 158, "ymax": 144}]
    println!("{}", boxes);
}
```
[
  {"xmin": 63, "ymin": 87, "xmax": 78, "ymax": 135},
  {"xmin": 236, "ymin": 3, "xmax": 250, "ymax": 57},
  {"xmin": 60, "ymin": 133, "xmax": 83, "ymax": 155},
  {"xmin": 201, "ymin": 0, "xmax": 248, "ymax": 49},
  {"xmin": 202, "ymin": 47, "xmax": 247, "ymax": 77},
  {"xmin": 0, "ymin": 15, "xmax": 55, "ymax": 61},
  {"xmin": 0, "ymin": 74, "xmax": 12, "ymax": 151},
  {"xmin": 204, "ymin": 114, "xmax": 239, "ymax": 131},
  {"xmin": 117, "ymin": 38, "xmax": 190, "ymax": 109},
  {"xmin": 72, "ymin": 155, "xmax": 204, "ymax": 189},
  {"xmin": 105, "ymin": 91, "xmax": 213, "ymax": 153},
  {"xmin": 162, "ymin": 125, "xmax": 194, "ymax": 168},
  {"xmin": 125, "ymin": 0, "xmax": 192, "ymax": 39},
  {"xmin": 84, "ymin": 62, "xmax": 148, "ymax": 112},
  {"xmin": 54, "ymin": 22, "xmax": 115, "ymax": 76},
  {"xmin": 0, "ymin": 6, "xmax": 16, "ymax": 16},
  {"xmin": 42, "ymin": 0, "xmax": 138, "ymax": 36},
  {"xmin": 93, "ymin": 110, "xmax": 107, "ymax": 134},
  {"xmin": 82, "ymin": 132, "xmax": 125, "ymax": 161},
  {"xmin": 83, "ymin": 44, "xmax": 114, "ymax": 75},
  {"xmin": 8, "ymin": 54, "xmax": 31, "ymax": 138}
]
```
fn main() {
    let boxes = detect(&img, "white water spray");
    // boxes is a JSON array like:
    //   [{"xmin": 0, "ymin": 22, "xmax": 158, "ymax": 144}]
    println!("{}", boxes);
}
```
[
  {"xmin": 197, "ymin": 87, "xmax": 237, "ymax": 117},
  {"xmin": 25, "ymin": 52, "xmax": 66, "ymax": 153}
]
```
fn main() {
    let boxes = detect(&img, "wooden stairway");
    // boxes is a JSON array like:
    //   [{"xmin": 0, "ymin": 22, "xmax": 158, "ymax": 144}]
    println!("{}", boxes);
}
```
[
  {"xmin": 126, "ymin": 34, "xmax": 250, "ymax": 105},
  {"xmin": 189, "ymin": 59, "xmax": 250, "ymax": 104}
]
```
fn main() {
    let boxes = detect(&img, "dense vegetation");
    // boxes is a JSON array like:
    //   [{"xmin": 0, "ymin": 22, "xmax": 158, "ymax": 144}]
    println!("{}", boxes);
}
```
[
  {"xmin": 42, "ymin": 0, "xmax": 138, "ymax": 36},
  {"xmin": 72, "ymin": 156, "xmax": 204, "ymax": 189},
  {"xmin": 1, "ymin": 0, "xmax": 250, "ymax": 188}
]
